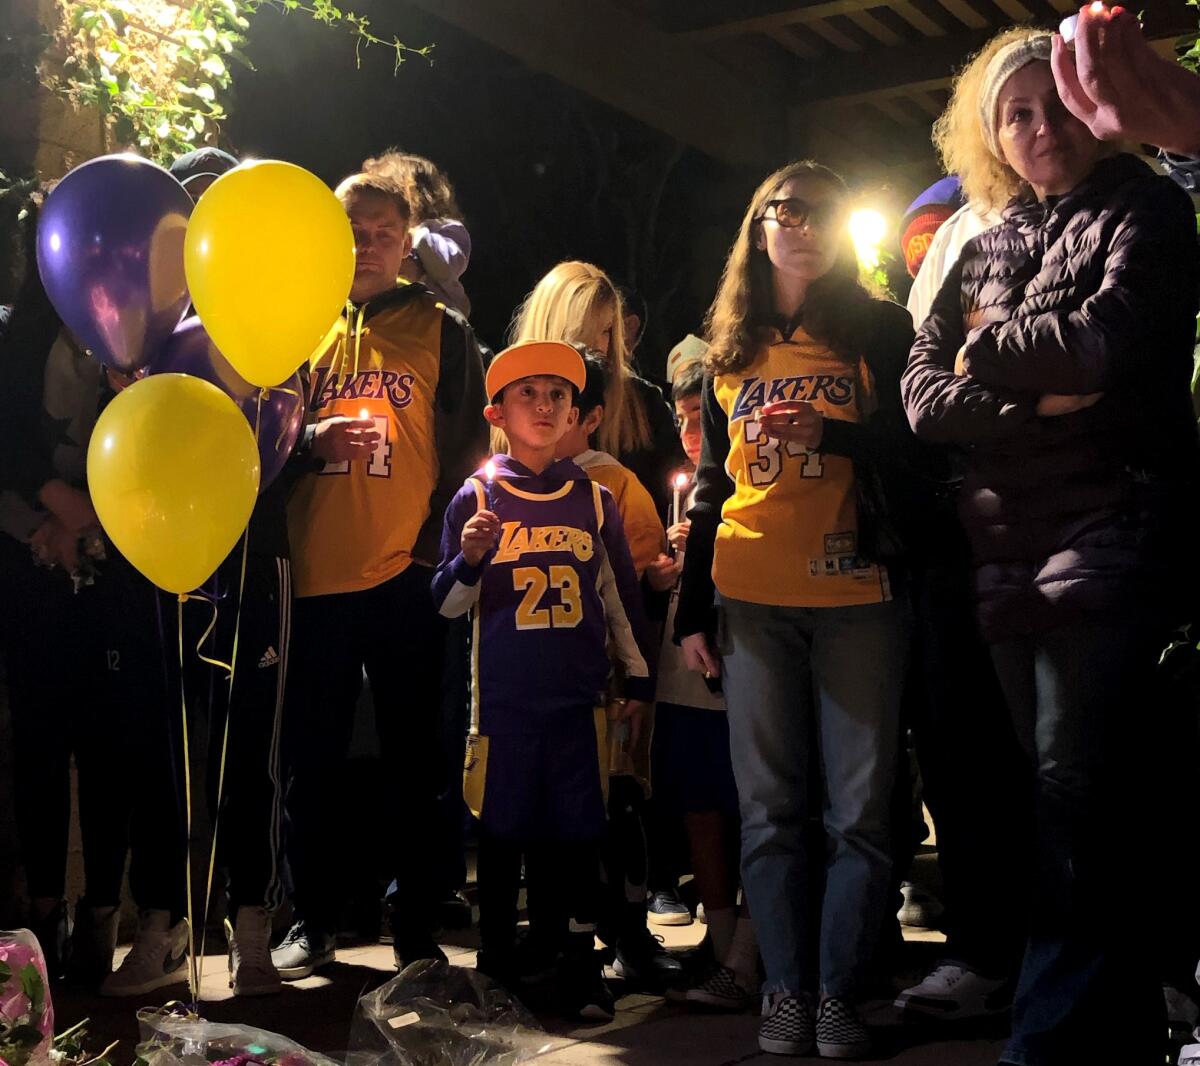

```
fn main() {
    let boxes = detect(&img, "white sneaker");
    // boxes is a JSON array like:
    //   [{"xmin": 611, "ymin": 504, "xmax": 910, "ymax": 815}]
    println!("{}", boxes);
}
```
[
  {"xmin": 894, "ymin": 963, "xmax": 1010, "ymax": 1020},
  {"xmin": 100, "ymin": 910, "xmax": 189, "ymax": 998},
  {"xmin": 226, "ymin": 906, "xmax": 281, "ymax": 996},
  {"xmin": 1180, "ymin": 1043, "xmax": 1200, "ymax": 1065}
]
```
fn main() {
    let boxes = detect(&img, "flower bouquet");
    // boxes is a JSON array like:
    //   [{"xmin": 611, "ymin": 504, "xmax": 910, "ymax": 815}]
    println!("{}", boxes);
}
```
[{"xmin": 0, "ymin": 930, "xmax": 54, "ymax": 1066}]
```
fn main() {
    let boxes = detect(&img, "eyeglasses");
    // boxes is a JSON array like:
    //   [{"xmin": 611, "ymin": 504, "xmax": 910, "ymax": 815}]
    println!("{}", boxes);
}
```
[{"xmin": 756, "ymin": 198, "xmax": 840, "ymax": 229}]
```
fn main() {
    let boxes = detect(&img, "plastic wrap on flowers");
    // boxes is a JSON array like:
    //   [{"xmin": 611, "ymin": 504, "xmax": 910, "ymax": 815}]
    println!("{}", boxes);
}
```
[
  {"xmin": 0, "ymin": 929, "xmax": 54, "ymax": 1066},
  {"xmin": 135, "ymin": 1009, "xmax": 341, "ymax": 1066},
  {"xmin": 347, "ymin": 959, "xmax": 562, "ymax": 1066}
]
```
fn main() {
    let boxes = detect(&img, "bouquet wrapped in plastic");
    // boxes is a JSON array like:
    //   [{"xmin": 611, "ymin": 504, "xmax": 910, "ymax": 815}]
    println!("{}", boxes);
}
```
[
  {"xmin": 135, "ymin": 1009, "xmax": 339, "ymax": 1066},
  {"xmin": 0, "ymin": 930, "xmax": 55, "ymax": 1066},
  {"xmin": 348, "ymin": 959, "xmax": 561, "ymax": 1066}
]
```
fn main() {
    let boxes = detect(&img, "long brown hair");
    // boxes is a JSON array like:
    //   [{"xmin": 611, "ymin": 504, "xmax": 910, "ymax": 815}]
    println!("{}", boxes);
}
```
[{"xmin": 705, "ymin": 160, "xmax": 872, "ymax": 376}]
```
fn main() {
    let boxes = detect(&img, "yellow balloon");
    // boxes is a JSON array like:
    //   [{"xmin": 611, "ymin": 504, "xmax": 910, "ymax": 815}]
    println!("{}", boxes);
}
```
[
  {"xmin": 184, "ymin": 160, "xmax": 354, "ymax": 388},
  {"xmin": 87, "ymin": 374, "xmax": 261, "ymax": 594}
]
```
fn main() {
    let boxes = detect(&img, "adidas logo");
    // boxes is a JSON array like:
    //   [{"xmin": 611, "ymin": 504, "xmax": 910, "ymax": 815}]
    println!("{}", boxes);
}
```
[{"xmin": 257, "ymin": 646, "xmax": 280, "ymax": 669}]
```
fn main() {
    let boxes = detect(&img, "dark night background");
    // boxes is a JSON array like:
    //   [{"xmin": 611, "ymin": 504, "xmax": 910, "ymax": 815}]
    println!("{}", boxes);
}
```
[{"xmin": 223, "ymin": 1, "xmax": 913, "ymax": 375}]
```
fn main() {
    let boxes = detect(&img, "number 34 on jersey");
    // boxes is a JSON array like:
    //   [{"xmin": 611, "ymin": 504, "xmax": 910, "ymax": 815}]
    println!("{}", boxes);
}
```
[{"xmin": 743, "ymin": 418, "xmax": 824, "ymax": 486}]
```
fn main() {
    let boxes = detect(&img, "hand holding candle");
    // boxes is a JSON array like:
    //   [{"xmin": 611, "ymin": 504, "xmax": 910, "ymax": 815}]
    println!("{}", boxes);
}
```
[
  {"xmin": 310, "ymin": 414, "xmax": 380, "ymax": 463},
  {"xmin": 462, "ymin": 458, "xmax": 501, "ymax": 566},
  {"xmin": 1052, "ymin": 2, "xmax": 1200, "ymax": 156}
]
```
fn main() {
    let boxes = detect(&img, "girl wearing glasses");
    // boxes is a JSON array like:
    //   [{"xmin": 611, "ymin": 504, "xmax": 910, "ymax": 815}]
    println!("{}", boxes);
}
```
[{"xmin": 675, "ymin": 160, "xmax": 921, "ymax": 1058}]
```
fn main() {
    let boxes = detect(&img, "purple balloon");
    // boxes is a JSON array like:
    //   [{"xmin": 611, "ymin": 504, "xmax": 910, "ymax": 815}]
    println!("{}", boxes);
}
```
[
  {"xmin": 151, "ymin": 317, "xmax": 305, "ymax": 490},
  {"xmin": 37, "ymin": 154, "xmax": 193, "ymax": 374}
]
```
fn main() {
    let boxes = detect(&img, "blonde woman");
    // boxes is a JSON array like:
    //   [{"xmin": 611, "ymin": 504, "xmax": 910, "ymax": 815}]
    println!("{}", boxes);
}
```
[
  {"xmin": 510, "ymin": 261, "xmax": 684, "ymax": 515},
  {"xmin": 902, "ymin": 26, "xmax": 1200, "ymax": 1066},
  {"xmin": 363, "ymin": 149, "xmax": 472, "ymax": 316},
  {"xmin": 675, "ymin": 161, "xmax": 919, "ymax": 1058}
]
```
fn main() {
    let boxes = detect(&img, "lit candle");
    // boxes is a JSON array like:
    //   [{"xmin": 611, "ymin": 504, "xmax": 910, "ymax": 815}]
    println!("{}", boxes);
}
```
[
  {"xmin": 358, "ymin": 407, "xmax": 370, "ymax": 421},
  {"xmin": 671, "ymin": 471, "xmax": 690, "ymax": 528},
  {"xmin": 484, "ymin": 458, "xmax": 497, "ymax": 511}
]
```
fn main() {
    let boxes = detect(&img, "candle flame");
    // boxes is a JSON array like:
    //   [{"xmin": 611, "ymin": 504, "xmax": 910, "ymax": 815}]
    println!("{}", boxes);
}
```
[
  {"xmin": 358, "ymin": 408, "xmax": 370, "ymax": 420},
  {"xmin": 485, "ymin": 459, "xmax": 497, "ymax": 482},
  {"xmin": 673, "ymin": 472, "xmax": 690, "ymax": 489},
  {"xmin": 1089, "ymin": 0, "xmax": 1104, "ymax": 12}
]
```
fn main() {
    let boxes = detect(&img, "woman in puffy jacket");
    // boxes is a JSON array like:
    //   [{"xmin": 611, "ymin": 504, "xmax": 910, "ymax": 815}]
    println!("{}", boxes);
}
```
[{"xmin": 901, "ymin": 27, "xmax": 1200, "ymax": 1066}]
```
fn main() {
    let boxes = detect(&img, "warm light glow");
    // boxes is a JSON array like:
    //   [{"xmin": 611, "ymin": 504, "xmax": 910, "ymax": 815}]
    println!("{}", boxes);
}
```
[
  {"xmin": 359, "ymin": 408, "xmax": 369, "ymax": 420},
  {"xmin": 1090, "ymin": 1, "xmax": 1105, "ymax": 12},
  {"xmin": 849, "ymin": 207, "xmax": 888, "ymax": 271},
  {"xmin": 672, "ymin": 472, "xmax": 689, "ymax": 490},
  {"xmin": 484, "ymin": 459, "xmax": 497, "ymax": 482}
]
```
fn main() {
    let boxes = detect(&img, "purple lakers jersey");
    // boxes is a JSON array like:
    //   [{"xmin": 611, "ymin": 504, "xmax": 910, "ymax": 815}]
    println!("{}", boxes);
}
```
[{"xmin": 432, "ymin": 455, "xmax": 655, "ymax": 735}]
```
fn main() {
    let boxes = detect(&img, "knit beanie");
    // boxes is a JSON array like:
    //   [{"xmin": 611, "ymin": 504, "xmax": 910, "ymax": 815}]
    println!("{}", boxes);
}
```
[
  {"xmin": 899, "ymin": 175, "xmax": 964, "ymax": 277},
  {"xmin": 979, "ymin": 34, "xmax": 1053, "ymax": 159}
]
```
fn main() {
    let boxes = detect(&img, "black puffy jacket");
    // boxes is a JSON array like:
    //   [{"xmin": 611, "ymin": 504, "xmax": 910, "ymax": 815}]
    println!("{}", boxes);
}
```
[{"xmin": 902, "ymin": 154, "xmax": 1200, "ymax": 641}]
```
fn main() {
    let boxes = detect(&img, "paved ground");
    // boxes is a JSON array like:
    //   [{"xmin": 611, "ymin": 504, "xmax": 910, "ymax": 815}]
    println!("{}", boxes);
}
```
[{"xmin": 52, "ymin": 916, "xmax": 1009, "ymax": 1065}]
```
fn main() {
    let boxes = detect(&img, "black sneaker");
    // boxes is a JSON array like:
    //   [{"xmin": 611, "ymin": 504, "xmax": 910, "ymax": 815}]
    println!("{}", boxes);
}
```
[
  {"xmin": 560, "ymin": 955, "xmax": 615, "ymax": 1022},
  {"xmin": 435, "ymin": 889, "xmax": 473, "ymax": 931},
  {"xmin": 393, "ymin": 931, "xmax": 448, "ymax": 972},
  {"xmin": 270, "ymin": 920, "xmax": 334, "ymax": 981},
  {"xmin": 612, "ymin": 926, "xmax": 685, "ymax": 989},
  {"xmin": 646, "ymin": 887, "xmax": 693, "ymax": 927},
  {"xmin": 816, "ymin": 996, "xmax": 870, "ymax": 1059},
  {"xmin": 759, "ymin": 992, "xmax": 815, "ymax": 1055}
]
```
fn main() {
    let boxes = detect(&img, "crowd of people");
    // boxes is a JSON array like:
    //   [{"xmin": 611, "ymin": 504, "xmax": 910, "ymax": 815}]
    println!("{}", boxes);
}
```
[{"xmin": 3, "ymin": 5, "xmax": 1200, "ymax": 1064}]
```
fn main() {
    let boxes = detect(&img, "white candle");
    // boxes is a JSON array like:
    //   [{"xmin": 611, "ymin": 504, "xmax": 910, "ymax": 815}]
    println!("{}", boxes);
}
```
[{"xmin": 671, "ymin": 471, "xmax": 689, "ymax": 528}]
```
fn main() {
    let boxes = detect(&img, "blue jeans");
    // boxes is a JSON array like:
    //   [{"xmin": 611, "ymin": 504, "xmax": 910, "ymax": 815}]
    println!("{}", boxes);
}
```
[
  {"xmin": 991, "ymin": 619, "xmax": 1168, "ymax": 1066},
  {"xmin": 718, "ymin": 595, "xmax": 909, "ymax": 999}
]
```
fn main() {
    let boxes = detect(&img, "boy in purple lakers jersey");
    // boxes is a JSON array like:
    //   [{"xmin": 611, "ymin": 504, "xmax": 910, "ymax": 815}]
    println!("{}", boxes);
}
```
[{"xmin": 432, "ymin": 340, "xmax": 655, "ymax": 1020}]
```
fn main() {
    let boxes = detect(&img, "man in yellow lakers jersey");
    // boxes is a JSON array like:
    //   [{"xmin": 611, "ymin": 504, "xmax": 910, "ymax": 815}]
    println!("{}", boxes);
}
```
[{"xmin": 275, "ymin": 172, "xmax": 487, "ymax": 978}]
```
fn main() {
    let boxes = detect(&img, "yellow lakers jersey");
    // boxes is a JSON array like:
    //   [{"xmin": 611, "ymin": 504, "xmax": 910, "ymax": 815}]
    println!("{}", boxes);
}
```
[
  {"xmin": 712, "ymin": 327, "xmax": 890, "ymax": 607},
  {"xmin": 573, "ymin": 449, "xmax": 666, "ymax": 578},
  {"xmin": 288, "ymin": 293, "xmax": 444, "ymax": 598}
]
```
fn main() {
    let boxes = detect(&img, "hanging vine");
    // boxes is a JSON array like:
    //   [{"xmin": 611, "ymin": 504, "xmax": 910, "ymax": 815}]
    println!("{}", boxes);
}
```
[{"xmin": 43, "ymin": 0, "xmax": 431, "ymax": 164}]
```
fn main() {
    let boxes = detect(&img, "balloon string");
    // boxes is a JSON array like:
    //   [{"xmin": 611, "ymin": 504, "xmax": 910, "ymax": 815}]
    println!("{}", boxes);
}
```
[
  {"xmin": 177, "ymin": 596, "xmax": 199, "ymax": 1006},
  {"xmin": 262, "ymin": 383, "xmax": 302, "ymax": 452},
  {"xmin": 180, "ymin": 593, "xmax": 234, "ymax": 676},
  {"xmin": 194, "ymin": 396, "xmax": 255, "ymax": 993}
]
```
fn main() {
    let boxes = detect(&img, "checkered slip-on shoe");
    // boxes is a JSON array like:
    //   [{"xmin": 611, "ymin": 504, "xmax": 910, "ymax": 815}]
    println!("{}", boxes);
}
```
[
  {"xmin": 816, "ymin": 996, "xmax": 871, "ymax": 1059},
  {"xmin": 758, "ymin": 992, "xmax": 816, "ymax": 1055},
  {"xmin": 686, "ymin": 964, "xmax": 757, "ymax": 1011}
]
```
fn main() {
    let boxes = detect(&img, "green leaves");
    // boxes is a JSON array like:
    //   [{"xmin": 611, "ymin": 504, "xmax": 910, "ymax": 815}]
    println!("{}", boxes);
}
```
[{"xmin": 53, "ymin": 0, "xmax": 431, "ymax": 164}]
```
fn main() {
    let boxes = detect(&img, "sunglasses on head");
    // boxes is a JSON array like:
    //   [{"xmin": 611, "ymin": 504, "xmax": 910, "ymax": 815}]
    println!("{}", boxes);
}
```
[{"xmin": 755, "ymin": 197, "xmax": 840, "ymax": 229}]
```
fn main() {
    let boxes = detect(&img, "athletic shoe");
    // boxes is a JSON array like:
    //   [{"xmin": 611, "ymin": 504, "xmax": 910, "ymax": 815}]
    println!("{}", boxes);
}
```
[
  {"xmin": 270, "ymin": 920, "xmax": 334, "ymax": 980},
  {"xmin": 393, "ymin": 932, "xmax": 448, "ymax": 972},
  {"xmin": 100, "ymin": 910, "xmax": 189, "ymax": 997},
  {"xmin": 560, "ymin": 955, "xmax": 615, "ymax": 1022},
  {"xmin": 894, "ymin": 963, "xmax": 1011, "ymax": 1020},
  {"xmin": 685, "ymin": 964, "xmax": 757, "ymax": 1011},
  {"xmin": 758, "ymin": 992, "xmax": 815, "ymax": 1056},
  {"xmin": 66, "ymin": 903, "xmax": 119, "ymax": 987},
  {"xmin": 225, "ymin": 906, "xmax": 280, "ymax": 996},
  {"xmin": 646, "ymin": 887, "xmax": 692, "ymax": 927},
  {"xmin": 612, "ymin": 926, "xmax": 685, "ymax": 989},
  {"xmin": 1178, "ymin": 1042, "xmax": 1200, "ymax": 1065},
  {"xmin": 897, "ymin": 881, "xmax": 944, "ymax": 929},
  {"xmin": 816, "ymin": 996, "xmax": 871, "ymax": 1059},
  {"xmin": 436, "ymin": 889, "xmax": 473, "ymax": 931}
]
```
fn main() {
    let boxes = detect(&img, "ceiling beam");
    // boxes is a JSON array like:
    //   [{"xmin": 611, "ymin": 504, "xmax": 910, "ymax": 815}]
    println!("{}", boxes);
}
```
[
  {"xmin": 401, "ymin": 0, "xmax": 783, "ymax": 167},
  {"xmin": 679, "ymin": 0, "xmax": 925, "ymax": 43},
  {"xmin": 798, "ymin": 1, "xmax": 1195, "ymax": 106},
  {"xmin": 932, "ymin": 0, "xmax": 990, "ymax": 29}
]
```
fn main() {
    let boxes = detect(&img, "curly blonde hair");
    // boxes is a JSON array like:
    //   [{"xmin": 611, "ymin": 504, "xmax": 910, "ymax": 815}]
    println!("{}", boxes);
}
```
[
  {"xmin": 705, "ymin": 160, "xmax": 870, "ymax": 376},
  {"xmin": 361, "ymin": 149, "xmax": 461, "ymax": 224},
  {"xmin": 507, "ymin": 261, "xmax": 652, "ymax": 457},
  {"xmin": 933, "ymin": 26, "xmax": 1047, "ymax": 213}
]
